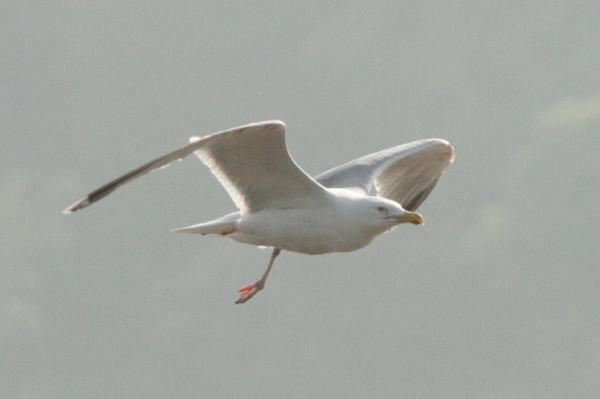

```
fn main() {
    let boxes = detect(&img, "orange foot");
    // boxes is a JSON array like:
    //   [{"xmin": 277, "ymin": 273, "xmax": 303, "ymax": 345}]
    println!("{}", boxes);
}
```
[{"xmin": 235, "ymin": 280, "xmax": 264, "ymax": 304}]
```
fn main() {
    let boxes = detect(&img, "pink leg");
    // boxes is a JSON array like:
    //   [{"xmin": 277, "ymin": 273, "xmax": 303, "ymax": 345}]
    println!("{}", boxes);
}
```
[{"xmin": 235, "ymin": 248, "xmax": 281, "ymax": 304}]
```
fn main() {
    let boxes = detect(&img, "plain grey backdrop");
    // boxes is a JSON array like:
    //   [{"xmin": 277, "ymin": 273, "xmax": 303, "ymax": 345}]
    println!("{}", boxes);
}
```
[{"xmin": 2, "ymin": 1, "xmax": 598, "ymax": 398}]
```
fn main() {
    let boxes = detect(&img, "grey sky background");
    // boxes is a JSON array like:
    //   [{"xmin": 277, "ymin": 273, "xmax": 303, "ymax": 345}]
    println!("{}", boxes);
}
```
[{"xmin": 2, "ymin": 1, "xmax": 599, "ymax": 398}]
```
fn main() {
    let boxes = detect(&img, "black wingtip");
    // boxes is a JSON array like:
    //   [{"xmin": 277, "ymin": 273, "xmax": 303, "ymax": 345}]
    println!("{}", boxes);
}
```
[{"xmin": 62, "ymin": 196, "xmax": 91, "ymax": 215}]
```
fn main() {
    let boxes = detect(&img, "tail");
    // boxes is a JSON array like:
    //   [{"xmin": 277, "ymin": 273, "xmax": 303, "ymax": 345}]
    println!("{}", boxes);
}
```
[{"xmin": 171, "ymin": 211, "xmax": 239, "ymax": 236}]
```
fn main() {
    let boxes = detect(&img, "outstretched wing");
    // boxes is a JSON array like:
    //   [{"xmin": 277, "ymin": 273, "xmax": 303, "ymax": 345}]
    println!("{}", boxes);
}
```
[
  {"xmin": 64, "ymin": 121, "xmax": 326, "ymax": 215},
  {"xmin": 315, "ymin": 139, "xmax": 455, "ymax": 211}
]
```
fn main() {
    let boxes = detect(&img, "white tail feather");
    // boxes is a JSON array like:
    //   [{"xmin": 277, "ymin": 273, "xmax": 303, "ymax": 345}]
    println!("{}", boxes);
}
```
[{"xmin": 171, "ymin": 211, "xmax": 239, "ymax": 235}]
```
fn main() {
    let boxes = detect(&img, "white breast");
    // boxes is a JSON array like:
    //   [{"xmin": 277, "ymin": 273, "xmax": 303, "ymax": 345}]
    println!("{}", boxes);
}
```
[{"xmin": 230, "ymin": 193, "xmax": 375, "ymax": 254}]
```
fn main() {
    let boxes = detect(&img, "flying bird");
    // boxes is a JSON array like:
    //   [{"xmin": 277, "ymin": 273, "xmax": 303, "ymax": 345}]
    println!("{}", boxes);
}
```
[{"xmin": 64, "ymin": 121, "xmax": 455, "ymax": 303}]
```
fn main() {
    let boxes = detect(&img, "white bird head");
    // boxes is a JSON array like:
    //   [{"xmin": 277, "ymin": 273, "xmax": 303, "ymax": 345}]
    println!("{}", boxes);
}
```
[{"xmin": 357, "ymin": 196, "xmax": 425, "ymax": 234}]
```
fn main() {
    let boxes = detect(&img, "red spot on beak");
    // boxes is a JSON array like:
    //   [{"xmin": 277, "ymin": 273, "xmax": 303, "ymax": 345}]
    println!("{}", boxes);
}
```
[{"xmin": 410, "ymin": 212, "xmax": 425, "ymax": 225}]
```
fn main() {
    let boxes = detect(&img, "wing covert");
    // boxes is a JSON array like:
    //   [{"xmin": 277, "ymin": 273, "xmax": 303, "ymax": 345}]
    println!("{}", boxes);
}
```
[{"xmin": 190, "ymin": 121, "xmax": 326, "ymax": 214}]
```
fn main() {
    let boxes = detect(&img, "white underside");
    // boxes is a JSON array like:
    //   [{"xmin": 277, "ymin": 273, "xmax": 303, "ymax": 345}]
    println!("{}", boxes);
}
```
[
  {"xmin": 230, "ymin": 210, "xmax": 373, "ymax": 255},
  {"xmin": 183, "ymin": 189, "xmax": 398, "ymax": 255}
]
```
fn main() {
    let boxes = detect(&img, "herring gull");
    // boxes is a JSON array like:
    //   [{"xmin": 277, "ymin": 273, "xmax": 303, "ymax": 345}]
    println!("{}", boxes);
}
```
[{"xmin": 64, "ymin": 121, "xmax": 455, "ymax": 303}]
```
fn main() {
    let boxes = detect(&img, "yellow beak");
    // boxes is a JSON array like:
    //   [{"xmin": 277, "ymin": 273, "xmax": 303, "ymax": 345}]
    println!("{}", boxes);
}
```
[{"xmin": 390, "ymin": 211, "xmax": 425, "ymax": 225}]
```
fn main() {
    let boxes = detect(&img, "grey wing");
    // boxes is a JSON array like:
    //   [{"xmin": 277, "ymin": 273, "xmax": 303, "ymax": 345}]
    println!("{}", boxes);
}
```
[
  {"xmin": 64, "ymin": 120, "xmax": 326, "ymax": 215},
  {"xmin": 316, "ymin": 138, "xmax": 455, "ymax": 211},
  {"xmin": 189, "ymin": 121, "xmax": 326, "ymax": 214}
]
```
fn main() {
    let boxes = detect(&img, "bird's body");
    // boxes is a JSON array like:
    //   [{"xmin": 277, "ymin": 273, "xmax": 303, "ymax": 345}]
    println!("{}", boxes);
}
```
[
  {"xmin": 64, "ymin": 120, "xmax": 455, "ymax": 303},
  {"xmin": 231, "ymin": 189, "xmax": 399, "ymax": 254}
]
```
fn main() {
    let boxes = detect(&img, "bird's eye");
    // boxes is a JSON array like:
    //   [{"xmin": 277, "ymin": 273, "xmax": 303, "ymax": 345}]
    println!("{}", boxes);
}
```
[{"xmin": 376, "ymin": 206, "xmax": 387, "ymax": 214}]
